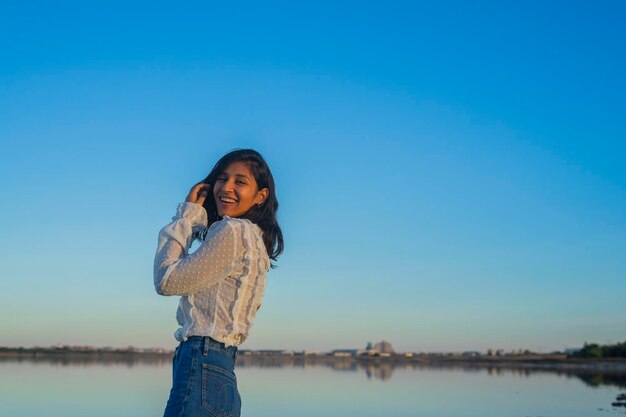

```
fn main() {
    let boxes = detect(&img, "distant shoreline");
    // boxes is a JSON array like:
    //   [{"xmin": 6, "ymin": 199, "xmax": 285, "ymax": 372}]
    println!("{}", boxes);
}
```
[{"xmin": 2, "ymin": 347, "xmax": 626, "ymax": 371}]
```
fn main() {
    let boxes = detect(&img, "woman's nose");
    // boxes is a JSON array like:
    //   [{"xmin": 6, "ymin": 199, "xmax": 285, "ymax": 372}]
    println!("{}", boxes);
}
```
[{"xmin": 222, "ymin": 178, "xmax": 236, "ymax": 192}]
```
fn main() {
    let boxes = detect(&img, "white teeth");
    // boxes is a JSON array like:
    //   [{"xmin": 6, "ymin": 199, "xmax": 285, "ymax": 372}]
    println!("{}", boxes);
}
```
[{"xmin": 220, "ymin": 197, "xmax": 237, "ymax": 203}]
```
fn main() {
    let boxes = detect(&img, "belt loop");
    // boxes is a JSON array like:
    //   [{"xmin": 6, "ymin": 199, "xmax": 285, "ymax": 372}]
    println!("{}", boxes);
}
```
[{"xmin": 202, "ymin": 337, "xmax": 209, "ymax": 356}]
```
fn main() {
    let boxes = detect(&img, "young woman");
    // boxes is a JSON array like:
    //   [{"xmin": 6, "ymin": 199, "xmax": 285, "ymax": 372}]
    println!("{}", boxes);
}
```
[{"xmin": 153, "ymin": 149, "xmax": 283, "ymax": 417}]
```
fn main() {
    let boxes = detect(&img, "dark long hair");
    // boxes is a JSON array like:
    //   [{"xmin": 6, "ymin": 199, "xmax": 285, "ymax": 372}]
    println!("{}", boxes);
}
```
[{"xmin": 198, "ymin": 149, "xmax": 283, "ymax": 266}]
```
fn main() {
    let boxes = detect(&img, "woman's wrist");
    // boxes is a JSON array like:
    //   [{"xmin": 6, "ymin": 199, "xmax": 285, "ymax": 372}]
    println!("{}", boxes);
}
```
[{"xmin": 177, "ymin": 202, "xmax": 209, "ymax": 232}]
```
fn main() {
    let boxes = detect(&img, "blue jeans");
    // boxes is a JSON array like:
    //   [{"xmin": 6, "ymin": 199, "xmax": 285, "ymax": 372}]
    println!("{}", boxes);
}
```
[{"xmin": 163, "ymin": 336, "xmax": 241, "ymax": 417}]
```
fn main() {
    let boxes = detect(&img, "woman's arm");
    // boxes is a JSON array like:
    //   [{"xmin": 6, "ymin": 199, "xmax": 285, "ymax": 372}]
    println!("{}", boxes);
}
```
[{"xmin": 153, "ymin": 202, "xmax": 243, "ymax": 296}]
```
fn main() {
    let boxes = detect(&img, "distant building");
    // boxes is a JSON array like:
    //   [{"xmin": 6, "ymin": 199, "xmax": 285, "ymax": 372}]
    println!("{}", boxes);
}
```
[
  {"xmin": 373, "ymin": 340, "xmax": 395, "ymax": 354},
  {"xmin": 486, "ymin": 348, "xmax": 506, "ymax": 357},
  {"xmin": 255, "ymin": 350, "xmax": 285, "ymax": 356},
  {"xmin": 332, "ymin": 349, "xmax": 355, "ymax": 357},
  {"xmin": 331, "ymin": 349, "xmax": 366, "ymax": 357},
  {"xmin": 303, "ymin": 350, "xmax": 325, "ymax": 356}
]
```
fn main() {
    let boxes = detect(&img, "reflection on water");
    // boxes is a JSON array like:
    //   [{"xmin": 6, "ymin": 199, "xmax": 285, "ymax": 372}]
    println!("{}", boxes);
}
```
[
  {"xmin": 1, "ymin": 355, "xmax": 626, "ymax": 417},
  {"xmin": 578, "ymin": 373, "xmax": 626, "ymax": 390},
  {"xmin": 0, "ymin": 353, "xmax": 171, "ymax": 368},
  {"xmin": 2, "ymin": 354, "xmax": 626, "ymax": 389}
]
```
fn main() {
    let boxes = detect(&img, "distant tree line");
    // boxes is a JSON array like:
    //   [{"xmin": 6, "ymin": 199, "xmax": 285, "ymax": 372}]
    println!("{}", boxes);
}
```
[{"xmin": 570, "ymin": 342, "xmax": 626, "ymax": 358}]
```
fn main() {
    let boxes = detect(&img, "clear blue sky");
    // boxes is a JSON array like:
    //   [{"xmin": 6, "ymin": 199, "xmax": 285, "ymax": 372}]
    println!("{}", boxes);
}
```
[{"xmin": 1, "ymin": 1, "xmax": 625, "ymax": 352}]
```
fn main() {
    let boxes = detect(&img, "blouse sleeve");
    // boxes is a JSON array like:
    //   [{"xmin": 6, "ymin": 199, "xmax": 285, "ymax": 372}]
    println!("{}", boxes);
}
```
[{"xmin": 153, "ymin": 202, "xmax": 244, "ymax": 296}]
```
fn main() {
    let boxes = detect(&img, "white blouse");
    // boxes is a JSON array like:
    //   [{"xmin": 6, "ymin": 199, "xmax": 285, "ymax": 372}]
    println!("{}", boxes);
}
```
[{"xmin": 153, "ymin": 202, "xmax": 270, "ymax": 347}]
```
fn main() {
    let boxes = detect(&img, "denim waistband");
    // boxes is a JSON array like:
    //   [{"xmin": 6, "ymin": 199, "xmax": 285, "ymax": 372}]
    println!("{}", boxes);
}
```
[{"xmin": 184, "ymin": 336, "xmax": 238, "ymax": 360}]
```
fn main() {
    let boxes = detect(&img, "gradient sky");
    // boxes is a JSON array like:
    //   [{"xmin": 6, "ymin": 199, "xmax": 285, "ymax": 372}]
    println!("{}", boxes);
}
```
[{"xmin": 1, "ymin": 1, "xmax": 625, "ymax": 353}]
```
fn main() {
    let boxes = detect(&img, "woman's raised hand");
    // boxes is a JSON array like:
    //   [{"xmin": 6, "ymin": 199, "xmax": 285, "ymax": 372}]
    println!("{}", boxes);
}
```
[{"xmin": 185, "ymin": 182, "xmax": 211, "ymax": 206}]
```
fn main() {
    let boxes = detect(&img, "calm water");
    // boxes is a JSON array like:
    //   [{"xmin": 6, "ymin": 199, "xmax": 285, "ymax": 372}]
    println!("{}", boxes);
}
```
[{"xmin": 1, "ymin": 356, "xmax": 625, "ymax": 417}]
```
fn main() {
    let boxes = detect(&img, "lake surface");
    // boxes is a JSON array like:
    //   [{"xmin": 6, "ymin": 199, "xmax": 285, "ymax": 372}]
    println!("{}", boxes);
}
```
[{"xmin": 1, "ymin": 356, "xmax": 625, "ymax": 417}]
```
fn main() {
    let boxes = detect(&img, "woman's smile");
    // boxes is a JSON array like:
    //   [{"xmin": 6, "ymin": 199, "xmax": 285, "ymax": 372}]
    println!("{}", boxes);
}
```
[
  {"xmin": 218, "ymin": 195, "xmax": 237, "ymax": 204},
  {"xmin": 216, "ymin": 195, "xmax": 238, "ymax": 211}
]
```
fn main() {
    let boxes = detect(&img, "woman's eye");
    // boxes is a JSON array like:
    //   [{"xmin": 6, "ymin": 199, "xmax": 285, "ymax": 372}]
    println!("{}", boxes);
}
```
[{"xmin": 237, "ymin": 180, "xmax": 247, "ymax": 185}]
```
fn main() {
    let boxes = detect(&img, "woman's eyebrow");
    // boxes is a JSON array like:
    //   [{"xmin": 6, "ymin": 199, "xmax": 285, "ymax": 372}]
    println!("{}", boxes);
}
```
[{"xmin": 220, "ymin": 172, "xmax": 250, "ymax": 178}]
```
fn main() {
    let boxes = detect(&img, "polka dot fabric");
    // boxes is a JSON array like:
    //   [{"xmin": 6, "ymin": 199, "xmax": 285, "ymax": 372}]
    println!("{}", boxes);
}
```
[{"xmin": 153, "ymin": 202, "xmax": 270, "ymax": 347}]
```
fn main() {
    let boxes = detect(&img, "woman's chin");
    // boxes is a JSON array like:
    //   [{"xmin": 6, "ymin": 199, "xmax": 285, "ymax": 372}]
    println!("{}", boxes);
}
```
[{"xmin": 218, "ymin": 209, "xmax": 235, "ymax": 218}]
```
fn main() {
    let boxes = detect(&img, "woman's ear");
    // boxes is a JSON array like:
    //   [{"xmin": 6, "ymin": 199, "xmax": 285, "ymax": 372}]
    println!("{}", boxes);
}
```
[{"xmin": 256, "ymin": 188, "xmax": 269, "ymax": 205}]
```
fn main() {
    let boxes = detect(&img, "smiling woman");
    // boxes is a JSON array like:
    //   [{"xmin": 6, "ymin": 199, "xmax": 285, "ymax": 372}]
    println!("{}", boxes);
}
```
[{"xmin": 153, "ymin": 148, "xmax": 283, "ymax": 417}]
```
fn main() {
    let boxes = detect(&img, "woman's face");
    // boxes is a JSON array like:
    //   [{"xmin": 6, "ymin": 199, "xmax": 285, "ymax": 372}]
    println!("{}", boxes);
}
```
[{"xmin": 213, "ymin": 161, "xmax": 268, "ymax": 218}]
